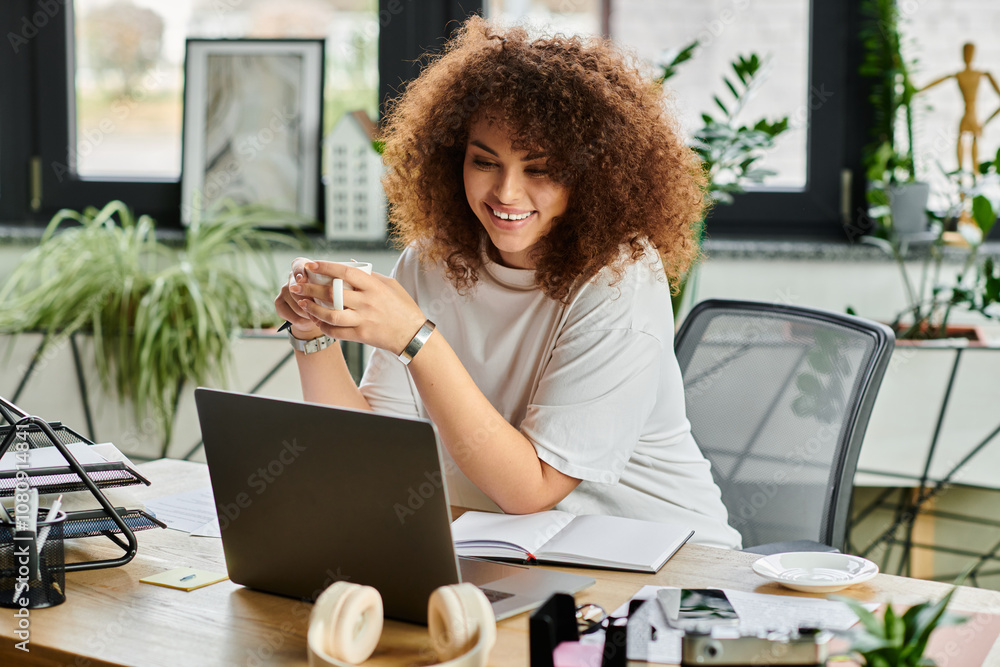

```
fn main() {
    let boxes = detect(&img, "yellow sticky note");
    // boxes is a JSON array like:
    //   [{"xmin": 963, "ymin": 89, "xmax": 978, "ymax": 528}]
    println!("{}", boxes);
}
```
[{"xmin": 140, "ymin": 567, "xmax": 229, "ymax": 591}]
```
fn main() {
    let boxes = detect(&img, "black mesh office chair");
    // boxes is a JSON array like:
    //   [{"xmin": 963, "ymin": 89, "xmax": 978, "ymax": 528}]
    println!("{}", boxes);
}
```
[{"xmin": 674, "ymin": 299, "xmax": 895, "ymax": 554}]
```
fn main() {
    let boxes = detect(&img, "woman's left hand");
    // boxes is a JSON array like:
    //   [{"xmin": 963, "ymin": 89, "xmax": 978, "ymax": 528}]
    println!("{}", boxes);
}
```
[{"xmin": 289, "ymin": 260, "xmax": 428, "ymax": 355}]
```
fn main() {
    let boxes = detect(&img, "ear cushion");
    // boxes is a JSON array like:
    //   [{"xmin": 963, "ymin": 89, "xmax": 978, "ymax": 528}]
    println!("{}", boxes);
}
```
[
  {"xmin": 428, "ymin": 584, "xmax": 497, "ymax": 666},
  {"xmin": 308, "ymin": 582, "xmax": 383, "ymax": 665}
]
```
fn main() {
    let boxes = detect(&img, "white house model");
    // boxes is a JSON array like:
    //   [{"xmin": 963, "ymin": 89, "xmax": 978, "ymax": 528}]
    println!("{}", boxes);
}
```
[{"xmin": 324, "ymin": 110, "xmax": 387, "ymax": 241}]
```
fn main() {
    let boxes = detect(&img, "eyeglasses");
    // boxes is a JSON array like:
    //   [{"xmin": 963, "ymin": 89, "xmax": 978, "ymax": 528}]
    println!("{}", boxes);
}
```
[
  {"xmin": 575, "ymin": 601, "xmax": 655, "ymax": 640},
  {"xmin": 575, "ymin": 603, "xmax": 608, "ymax": 635}
]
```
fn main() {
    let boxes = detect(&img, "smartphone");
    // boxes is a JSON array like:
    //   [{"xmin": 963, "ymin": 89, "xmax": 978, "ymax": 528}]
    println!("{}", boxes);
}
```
[{"xmin": 657, "ymin": 588, "xmax": 740, "ymax": 632}]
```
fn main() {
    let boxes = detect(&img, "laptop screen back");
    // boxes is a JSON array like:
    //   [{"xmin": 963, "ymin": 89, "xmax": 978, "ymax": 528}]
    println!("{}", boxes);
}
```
[{"xmin": 194, "ymin": 388, "xmax": 462, "ymax": 623}]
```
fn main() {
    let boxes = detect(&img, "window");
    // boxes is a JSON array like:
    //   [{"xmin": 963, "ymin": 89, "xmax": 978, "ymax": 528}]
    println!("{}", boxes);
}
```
[
  {"xmin": 3, "ymin": 0, "xmax": 456, "ymax": 227},
  {"xmin": 485, "ymin": 0, "xmax": 853, "ymax": 239},
  {"xmin": 4, "ymin": 1, "xmax": 854, "ymax": 239},
  {"xmin": 613, "ymin": 0, "xmax": 810, "ymax": 190},
  {"xmin": 486, "ymin": 0, "xmax": 604, "ymax": 35}
]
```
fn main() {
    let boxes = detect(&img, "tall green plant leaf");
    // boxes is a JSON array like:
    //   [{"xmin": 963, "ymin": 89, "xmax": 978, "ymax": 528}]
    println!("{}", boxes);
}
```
[
  {"xmin": 656, "ymin": 40, "xmax": 698, "ymax": 84},
  {"xmin": 972, "ymin": 194, "xmax": 996, "ymax": 237}
]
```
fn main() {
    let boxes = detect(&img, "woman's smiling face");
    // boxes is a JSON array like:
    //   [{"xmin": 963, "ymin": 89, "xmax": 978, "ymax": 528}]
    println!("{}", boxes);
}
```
[{"xmin": 463, "ymin": 116, "xmax": 570, "ymax": 269}]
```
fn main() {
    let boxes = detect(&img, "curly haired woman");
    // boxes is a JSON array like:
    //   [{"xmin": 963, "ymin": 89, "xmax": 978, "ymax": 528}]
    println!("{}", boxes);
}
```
[{"xmin": 275, "ymin": 16, "xmax": 741, "ymax": 549}]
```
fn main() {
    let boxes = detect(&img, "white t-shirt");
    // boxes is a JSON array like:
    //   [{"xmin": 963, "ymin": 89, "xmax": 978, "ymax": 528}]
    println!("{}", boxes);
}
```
[{"xmin": 359, "ymin": 246, "xmax": 742, "ymax": 550}]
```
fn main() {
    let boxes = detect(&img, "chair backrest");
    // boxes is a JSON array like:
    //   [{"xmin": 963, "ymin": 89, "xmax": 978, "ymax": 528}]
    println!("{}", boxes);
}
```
[{"xmin": 674, "ymin": 299, "xmax": 894, "ymax": 551}]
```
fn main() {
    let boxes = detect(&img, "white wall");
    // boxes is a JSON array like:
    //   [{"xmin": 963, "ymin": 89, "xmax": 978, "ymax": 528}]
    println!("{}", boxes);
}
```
[
  {"xmin": 689, "ymin": 246, "xmax": 997, "ymax": 330},
  {"xmin": 0, "ymin": 243, "xmax": 29, "ymax": 284}
]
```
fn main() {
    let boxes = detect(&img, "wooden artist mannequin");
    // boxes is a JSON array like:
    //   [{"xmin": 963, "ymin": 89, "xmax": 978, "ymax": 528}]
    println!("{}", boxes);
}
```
[{"xmin": 919, "ymin": 42, "xmax": 1000, "ymax": 174}]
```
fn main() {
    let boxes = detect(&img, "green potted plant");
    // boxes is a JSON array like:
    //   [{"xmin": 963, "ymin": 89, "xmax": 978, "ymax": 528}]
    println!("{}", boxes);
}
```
[
  {"xmin": 859, "ymin": 0, "xmax": 929, "ymax": 237},
  {"xmin": 855, "ymin": 151, "xmax": 1000, "ymax": 340},
  {"xmin": 0, "ymin": 200, "xmax": 307, "ymax": 455},
  {"xmin": 836, "ymin": 587, "xmax": 966, "ymax": 666},
  {"xmin": 657, "ymin": 43, "xmax": 790, "ymax": 315}
]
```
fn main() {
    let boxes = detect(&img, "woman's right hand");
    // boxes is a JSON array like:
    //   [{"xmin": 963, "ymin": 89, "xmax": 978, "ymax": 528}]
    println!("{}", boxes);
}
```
[{"xmin": 274, "ymin": 257, "xmax": 324, "ymax": 340}]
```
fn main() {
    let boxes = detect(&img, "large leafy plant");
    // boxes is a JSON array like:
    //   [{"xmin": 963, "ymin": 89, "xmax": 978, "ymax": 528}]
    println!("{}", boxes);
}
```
[
  {"xmin": 0, "ymin": 200, "xmax": 305, "ymax": 454},
  {"xmin": 685, "ymin": 53, "xmax": 790, "ymax": 206},
  {"xmin": 836, "ymin": 587, "xmax": 966, "ymax": 667},
  {"xmin": 657, "ymin": 43, "xmax": 789, "ymax": 313}
]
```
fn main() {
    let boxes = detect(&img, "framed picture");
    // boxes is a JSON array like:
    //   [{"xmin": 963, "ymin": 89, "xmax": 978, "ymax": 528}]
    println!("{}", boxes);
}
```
[{"xmin": 181, "ymin": 39, "xmax": 324, "ymax": 226}]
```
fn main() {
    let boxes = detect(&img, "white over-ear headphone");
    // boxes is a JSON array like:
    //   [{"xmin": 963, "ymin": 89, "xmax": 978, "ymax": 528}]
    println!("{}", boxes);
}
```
[{"xmin": 307, "ymin": 582, "xmax": 497, "ymax": 667}]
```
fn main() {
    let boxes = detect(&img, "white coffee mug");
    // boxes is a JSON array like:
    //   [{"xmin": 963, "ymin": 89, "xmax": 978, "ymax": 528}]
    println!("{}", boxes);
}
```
[{"xmin": 305, "ymin": 261, "xmax": 373, "ymax": 311}]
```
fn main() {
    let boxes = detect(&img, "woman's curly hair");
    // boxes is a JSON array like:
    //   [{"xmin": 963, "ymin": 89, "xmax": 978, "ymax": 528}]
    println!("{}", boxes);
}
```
[{"xmin": 380, "ymin": 15, "xmax": 706, "ymax": 302}]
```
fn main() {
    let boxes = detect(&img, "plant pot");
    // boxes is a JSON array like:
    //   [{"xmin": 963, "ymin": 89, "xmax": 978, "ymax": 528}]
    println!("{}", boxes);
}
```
[
  {"xmin": 892, "ymin": 322, "xmax": 989, "ymax": 347},
  {"xmin": 888, "ymin": 181, "xmax": 931, "ymax": 236}
]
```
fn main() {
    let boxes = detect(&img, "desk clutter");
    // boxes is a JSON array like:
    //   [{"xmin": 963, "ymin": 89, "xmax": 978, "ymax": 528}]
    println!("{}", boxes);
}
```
[
  {"xmin": 529, "ymin": 586, "xmax": 865, "ymax": 667},
  {"xmin": 0, "ymin": 395, "xmax": 166, "ymax": 608}
]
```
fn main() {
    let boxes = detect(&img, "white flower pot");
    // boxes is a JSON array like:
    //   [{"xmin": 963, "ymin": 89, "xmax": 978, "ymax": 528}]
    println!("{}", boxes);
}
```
[{"xmin": 887, "ymin": 181, "xmax": 931, "ymax": 236}]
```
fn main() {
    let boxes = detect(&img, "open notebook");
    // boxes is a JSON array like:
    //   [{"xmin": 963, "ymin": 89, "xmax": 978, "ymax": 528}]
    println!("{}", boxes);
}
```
[{"xmin": 451, "ymin": 510, "xmax": 694, "ymax": 573}]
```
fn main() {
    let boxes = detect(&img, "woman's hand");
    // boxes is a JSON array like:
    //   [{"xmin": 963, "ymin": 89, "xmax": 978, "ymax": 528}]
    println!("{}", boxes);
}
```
[
  {"xmin": 274, "ymin": 257, "xmax": 325, "ymax": 340},
  {"xmin": 290, "ymin": 260, "xmax": 428, "ymax": 355}
]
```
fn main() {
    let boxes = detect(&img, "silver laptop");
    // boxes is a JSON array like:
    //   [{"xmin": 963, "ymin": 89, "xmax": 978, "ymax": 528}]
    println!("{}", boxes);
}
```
[{"xmin": 193, "ymin": 388, "xmax": 594, "ymax": 623}]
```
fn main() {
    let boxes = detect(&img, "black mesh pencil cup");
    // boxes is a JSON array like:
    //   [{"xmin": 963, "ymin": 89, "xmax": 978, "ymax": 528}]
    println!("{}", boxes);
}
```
[{"xmin": 0, "ymin": 509, "xmax": 67, "ymax": 609}]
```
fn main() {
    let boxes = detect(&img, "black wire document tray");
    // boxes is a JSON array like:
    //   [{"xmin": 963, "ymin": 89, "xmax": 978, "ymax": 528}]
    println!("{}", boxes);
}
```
[
  {"xmin": 0, "ymin": 395, "xmax": 163, "ymax": 572},
  {"xmin": 0, "ymin": 462, "xmax": 150, "ymax": 498},
  {"xmin": 0, "ymin": 419, "xmax": 90, "ymax": 449},
  {"xmin": 61, "ymin": 507, "xmax": 166, "ymax": 539}
]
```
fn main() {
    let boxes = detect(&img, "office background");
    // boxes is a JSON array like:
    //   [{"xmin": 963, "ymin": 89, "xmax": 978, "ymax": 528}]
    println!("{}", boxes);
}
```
[{"xmin": 1, "ymin": 0, "xmax": 1000, "ymax": 590}]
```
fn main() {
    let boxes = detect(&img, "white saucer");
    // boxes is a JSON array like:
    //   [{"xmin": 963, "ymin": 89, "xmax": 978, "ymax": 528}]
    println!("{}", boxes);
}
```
[{"xmin": 752, "ymin": 551, "xmax": 879, "ymax": 593}]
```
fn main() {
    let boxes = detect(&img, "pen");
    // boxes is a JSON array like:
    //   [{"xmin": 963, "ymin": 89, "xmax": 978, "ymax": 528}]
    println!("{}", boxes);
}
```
[
  {"xmin": 27, "ymin": 488, "xmax": 39, "ymax": 581},
  {"xmin": 36, "ymin": 494, "xmax": 63, "ymax": 553},
  {"xmin": 180, "ymin": 574, "xmax": 197, "ymax": 582},
  {"xmin": 27, "ymin": 487, "xmax": 38, "ymax": 531},
  {"xmin": 278, "ymin": 263, "xmax": 307, "ymax": 332}
]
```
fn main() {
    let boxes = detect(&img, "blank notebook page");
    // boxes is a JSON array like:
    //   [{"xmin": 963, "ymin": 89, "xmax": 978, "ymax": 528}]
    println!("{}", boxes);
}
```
[{"xmin": 540, "ymin": 514, "xmax": 683, "ymax": 567}]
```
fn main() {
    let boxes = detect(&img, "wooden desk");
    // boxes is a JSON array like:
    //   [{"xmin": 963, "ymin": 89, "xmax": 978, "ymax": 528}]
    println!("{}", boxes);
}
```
[{"xmin": 3, "ymin": 458, "xmax": 1000, "ymax": 666}]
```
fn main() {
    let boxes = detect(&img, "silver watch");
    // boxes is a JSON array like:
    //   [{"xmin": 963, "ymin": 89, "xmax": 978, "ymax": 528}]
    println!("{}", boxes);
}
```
[
  {"xmin": 398, "ymin": 320, "xmax": 436, "ymax": 365},
  {"xmin": 287, "ymin": 330, "xmax": 336, "ymax": 355}
]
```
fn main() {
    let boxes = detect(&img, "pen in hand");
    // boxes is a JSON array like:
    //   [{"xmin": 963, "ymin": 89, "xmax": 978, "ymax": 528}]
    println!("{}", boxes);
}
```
[{"xmin": 278, "ymin": 265, "xmax": 310, "ymax": 333}]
